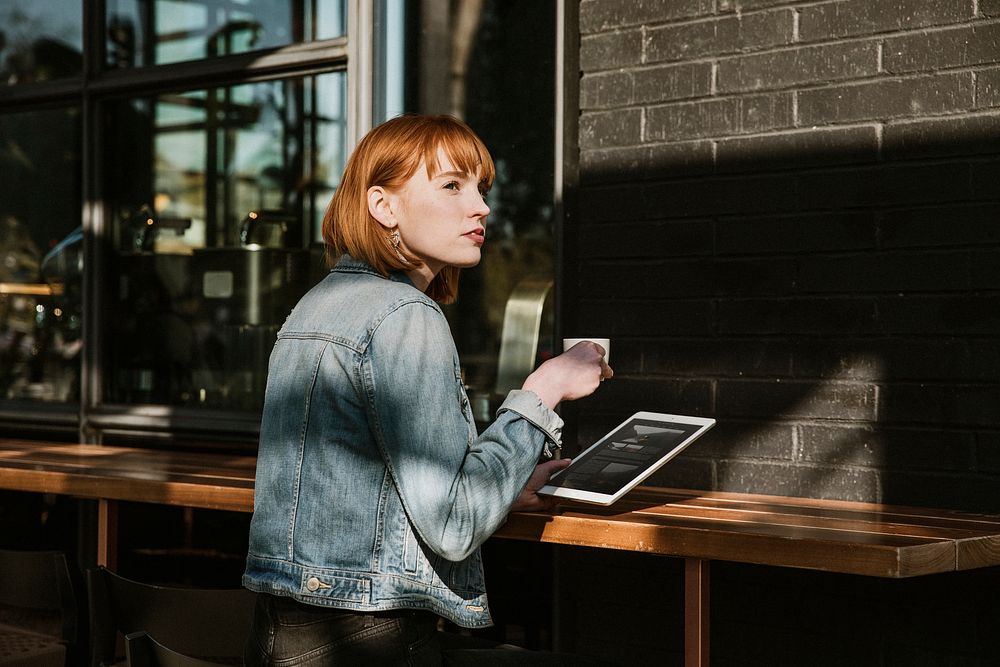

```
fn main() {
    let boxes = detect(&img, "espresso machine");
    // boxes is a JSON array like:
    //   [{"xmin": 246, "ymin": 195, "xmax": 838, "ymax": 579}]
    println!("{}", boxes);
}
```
[{"xmin": 190, "ymin": 210, "xmax": 311, "ymax": 410}]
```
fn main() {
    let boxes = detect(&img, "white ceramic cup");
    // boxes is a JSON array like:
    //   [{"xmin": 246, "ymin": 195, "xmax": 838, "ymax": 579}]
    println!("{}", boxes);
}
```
[{"xmin": 562, "ymin": 337, "xmax": 610, "ymax": 363}]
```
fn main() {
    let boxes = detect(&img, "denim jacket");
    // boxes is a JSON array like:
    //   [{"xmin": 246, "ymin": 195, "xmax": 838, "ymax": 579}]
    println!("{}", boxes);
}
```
[{"xmin": 243, "ymin": 255, "xmax": 563, "ymax": 628}]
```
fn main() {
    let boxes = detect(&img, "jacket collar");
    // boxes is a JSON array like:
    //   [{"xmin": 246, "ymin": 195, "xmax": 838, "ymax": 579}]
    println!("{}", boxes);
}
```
[{"xmin": 332, "ymin": 253, "xmax": 415, "ymax": 287}]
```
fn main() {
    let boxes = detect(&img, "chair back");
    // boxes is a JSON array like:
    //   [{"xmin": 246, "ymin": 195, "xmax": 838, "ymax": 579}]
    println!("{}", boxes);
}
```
[
  {"xmin": 87, "ymin": 567, "xmax": 254, "ymax": 667},
  {"xmin": 125, "ymin": 631, "xmax": 224, "ymax": 667}
]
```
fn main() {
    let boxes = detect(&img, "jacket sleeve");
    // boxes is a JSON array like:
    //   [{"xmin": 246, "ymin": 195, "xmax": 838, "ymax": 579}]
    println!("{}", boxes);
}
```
[{"xmin": 361, "ymin": 299, "xmax": 562, "ymax": 562}]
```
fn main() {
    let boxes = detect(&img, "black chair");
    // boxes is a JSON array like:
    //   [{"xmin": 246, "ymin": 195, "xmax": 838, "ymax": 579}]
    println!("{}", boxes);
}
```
[
  {"xmin": 125, "ymin": 631, "xmax": 223, "ymax": 667},
  {"xmin": 87, "ymin": 567, "xmax": 255, "ymax": 667},
  {"xmin": 0, "ymin": 548, "xmax": 79, "ymax": 667}
]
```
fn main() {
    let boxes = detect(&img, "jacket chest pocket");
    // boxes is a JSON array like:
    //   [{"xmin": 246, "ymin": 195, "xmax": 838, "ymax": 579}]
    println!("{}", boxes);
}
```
[{"xmin": 403, "ymin": 521, "xmax": 420, "ymax": 574}]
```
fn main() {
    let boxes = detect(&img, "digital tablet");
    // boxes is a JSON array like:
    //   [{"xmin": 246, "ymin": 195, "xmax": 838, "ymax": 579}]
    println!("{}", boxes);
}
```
[{"xmin": 538, "ymin": 411, "xmax": 716, "ymax": 506}]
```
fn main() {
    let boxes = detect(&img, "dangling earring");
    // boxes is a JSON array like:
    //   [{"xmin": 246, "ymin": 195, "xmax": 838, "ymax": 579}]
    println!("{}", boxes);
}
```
[{"xmin": 388, "ymin": 230, "xmax": 405, "ymax": 260}]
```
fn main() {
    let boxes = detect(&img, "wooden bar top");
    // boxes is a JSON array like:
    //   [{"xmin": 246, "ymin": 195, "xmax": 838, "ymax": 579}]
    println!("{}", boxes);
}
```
[
  {"xmin": 3, "ymin": 439, "xmax": 1000, "ymax": 578},
  {"xmin": 0, "ymin": 440, "xmax": 256, "ymax": 513},
  {"xmin": 496, "ymin": 487, "xmax": 1000, "ymax": 577}
]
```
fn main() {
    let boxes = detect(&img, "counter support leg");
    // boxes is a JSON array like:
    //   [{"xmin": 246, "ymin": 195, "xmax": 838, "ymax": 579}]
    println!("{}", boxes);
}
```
[
  {"xmin": 684, "ymin": 557, "xmax": 710, "ymax": 667},
  {"xmin": 97, "ymin": 499, "xmax": 118, "ymax": 569}
]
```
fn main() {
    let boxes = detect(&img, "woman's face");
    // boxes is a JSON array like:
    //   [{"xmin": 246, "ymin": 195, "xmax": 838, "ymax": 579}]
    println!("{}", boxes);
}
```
[{"xmin": 390, "ymin": 147, "xmax": 490, "ymax": 285}]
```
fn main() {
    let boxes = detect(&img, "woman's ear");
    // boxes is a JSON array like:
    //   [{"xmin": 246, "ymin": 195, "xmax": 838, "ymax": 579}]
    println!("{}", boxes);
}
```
[{"xmin": 367, "ymin": 186, "xmax": 396, "ymax": 230}]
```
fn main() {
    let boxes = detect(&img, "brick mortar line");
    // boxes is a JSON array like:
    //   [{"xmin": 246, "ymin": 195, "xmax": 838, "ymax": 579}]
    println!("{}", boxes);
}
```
[
  {"xmin": 581, "ymin": 246, "xmax": 1000, "ymax": 260},
  {"xmin": 709, "ymin": 377, "xmax": 889, "ymax": 387},
  {"xmin": 582, "ymin": 99, "xmax": 1000, "ymax": 134},
  {"xmin": 584, "ymin": 14, "xmax": 1000, "ymax": 45},
  {"xmin": 625, "ymin": 17, "xmax": 1000, "ymax": 71},
  {"xmin": 583, "ymin": 18, "xmax": 1000, "ymax": 78},
  {"xmin": 582, "ymin": 121, "xmax": 889, "ymax": 150},
  {"xmin": 576, "ymin": 179, "xmax": 1000, "ymax": 199},
  {"xmin": 872, "ymin": 383, "xmax": 881, "ymax": 423},
  {"xmin": 578, "ymin": 0, "xmax": 865, "ymax": 35},
  {"xmin": 581, "ymin": 246, "xmax": 989, "ymax": 261},
  {"xmin": 578, "ymin": 291, "xmax": 1000, "ymax": 304},
  {"xmin": 884, "ymin": 107, "xmax": 1000, "ymax": 124},
  {"xmin": 575, "ymin": 173, "xmax": 1000, "ymax": 191},
  {"xmin": 581, "ymin": 67, "xmax": 998, "ymax": 107},
  {"xmin": 585, "ymin": 290, "xmax": 1000, "ymax": 301},
  {"xmin": 576, "ymin": 179, "xmax": 1000, "ymax": 202},
  {"xmin": 582, "ymin": 62, "xmax": 999, "ymax": 81},
  {"xmin": 712, "ymin": 462, "xmax": 881, "ymax": 474},
  {"xmin": 630, "ymin": 5, "xmax": 797, "ymax": 31}
]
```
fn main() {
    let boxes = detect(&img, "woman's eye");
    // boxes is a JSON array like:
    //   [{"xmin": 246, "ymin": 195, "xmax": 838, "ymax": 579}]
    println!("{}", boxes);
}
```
[{"xmin": 444, "ymin": 181, "xmax": 460, "ymax": 191}]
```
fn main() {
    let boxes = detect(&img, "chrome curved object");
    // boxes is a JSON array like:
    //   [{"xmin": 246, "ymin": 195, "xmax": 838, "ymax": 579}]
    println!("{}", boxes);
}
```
[{"xmin": 493, "ymin": 278, "xmax": 553, "ymax": 396}]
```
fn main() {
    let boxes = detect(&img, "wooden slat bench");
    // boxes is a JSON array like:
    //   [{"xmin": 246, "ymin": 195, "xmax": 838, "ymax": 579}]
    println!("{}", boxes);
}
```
[{"xmin": 3, "ymin": 439, "xmax": 1000, "ymax": 666}]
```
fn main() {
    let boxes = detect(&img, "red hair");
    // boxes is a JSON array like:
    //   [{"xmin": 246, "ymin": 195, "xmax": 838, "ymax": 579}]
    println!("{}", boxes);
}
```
[{"xmin": 322, "ymin": 114, "xmax": 495, "ymax": 303}]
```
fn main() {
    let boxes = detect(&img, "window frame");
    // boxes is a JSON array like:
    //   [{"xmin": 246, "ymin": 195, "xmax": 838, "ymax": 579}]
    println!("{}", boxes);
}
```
[{"xmin": 0, "ymin": 0, "xmax": 369, "ymax": 444}]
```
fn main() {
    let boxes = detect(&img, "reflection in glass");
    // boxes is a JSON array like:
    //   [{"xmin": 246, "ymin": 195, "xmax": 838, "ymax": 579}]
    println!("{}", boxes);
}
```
[
  {"xmin": 0, "ymin": 107, "xmax": 83, "ymax": 401},
  {"xmin": 381, "ymin": 0, "xmax": 556, "ymax": 419},
  {"xmin": 104, "ymin": 72, "xmax": 346, "ymax": 410},
  {"xmin": 105, "ymin": 0, "xmax": 346, "ymax": 69},
  {"xmin": 0, "ymin": 2, "xmax": 83, "ymax": 85}
]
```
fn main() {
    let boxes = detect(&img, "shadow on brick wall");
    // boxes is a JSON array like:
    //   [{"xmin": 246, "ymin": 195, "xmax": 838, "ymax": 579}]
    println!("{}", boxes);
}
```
[{"xmin": 565, "ymin": 128, "xmax": 1000, "ymax": 513}]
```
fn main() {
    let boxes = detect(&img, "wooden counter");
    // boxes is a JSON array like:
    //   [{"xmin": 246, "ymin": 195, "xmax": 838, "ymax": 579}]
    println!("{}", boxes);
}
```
[
  {"xmin": 498, "ymin": 485, "xmax": 1000, "ymax": 578},
  {"xmin": 0, "ymin": 440, "xmax": 255, "ymax": 512},
  {"xmin": 4, "ymin": 439, "xmax": 1000, "ymax": 666}
]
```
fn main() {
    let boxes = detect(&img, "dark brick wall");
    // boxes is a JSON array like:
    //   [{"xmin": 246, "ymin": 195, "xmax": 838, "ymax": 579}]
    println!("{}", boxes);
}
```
[
  {"xmin": 559, "ymin": 2, "xmax": 1000, "ymax": 664},
  {"xmin": 568, "ymin": 0, "xmax": 1000, "ymax": 513}
]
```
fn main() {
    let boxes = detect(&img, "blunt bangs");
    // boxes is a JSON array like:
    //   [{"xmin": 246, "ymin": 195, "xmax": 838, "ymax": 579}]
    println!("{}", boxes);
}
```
[{"xmin": 422, "ymin": 123, "xmax": 496, "ymax": 192}]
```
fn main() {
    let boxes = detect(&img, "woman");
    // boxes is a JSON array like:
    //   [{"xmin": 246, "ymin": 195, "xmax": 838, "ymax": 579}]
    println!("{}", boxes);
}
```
[{"xmin": 243, "ymin": 114, "xmax": 612, "ymax": 665}]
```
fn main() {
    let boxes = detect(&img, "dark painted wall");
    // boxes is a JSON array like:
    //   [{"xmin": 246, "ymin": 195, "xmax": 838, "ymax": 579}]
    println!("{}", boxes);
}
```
[{"xmin": 556, "ymin": 2, "xmax": 1000, "ymax": 664}]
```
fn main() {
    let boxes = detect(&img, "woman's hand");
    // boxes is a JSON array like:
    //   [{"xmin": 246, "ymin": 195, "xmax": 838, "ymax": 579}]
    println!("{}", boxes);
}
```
[
  {"xmin": 509, "ymin": 458, "xmax": 572, "ymax": 513},
  {"xmin": 521, "ymin": 341, "xmax": 613, "ymax": 410}
]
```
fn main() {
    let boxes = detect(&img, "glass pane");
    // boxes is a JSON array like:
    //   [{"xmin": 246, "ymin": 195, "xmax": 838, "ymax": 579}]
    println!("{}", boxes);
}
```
[
  {"xmin": 103, "ymin": 71, "xmax": 346, "ymax": 410},
  {"xmin": 105, "ymin": 0, "xmax": 346, "ymax": 69},
  {"xmin": 381, "ymin": 0, "xmax": 556, "ymax": 422},
  {"xmin": 0, "ymin": 106, "xmax": 83, "ymax": 402},
  {"xmin": 0, "ymin": 1, "xmax": 83, "ymax": 85}
]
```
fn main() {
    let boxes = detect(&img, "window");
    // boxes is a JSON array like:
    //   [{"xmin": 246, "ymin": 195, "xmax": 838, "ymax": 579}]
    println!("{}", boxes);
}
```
[
  {"xmin": 0, "ymin": 107, "xmax": 82, "ymax": 404},
  {"xmin": 0, "ymin": 0, "xmax": 558, "ymax": 442},
  {"xmin": 0, "ymin": 2, "xmax": 85, "ymax": 410},
  {"xmin": 103, "ymin": 73, "xmax": 345, "ymax": 410},
  {"xmin": 0, "ymin": 2, "xmax": 83, "ymax": 85},
  {"xmin": 104, "ymin": 0, "xmax": 345, "ymax": 68}
]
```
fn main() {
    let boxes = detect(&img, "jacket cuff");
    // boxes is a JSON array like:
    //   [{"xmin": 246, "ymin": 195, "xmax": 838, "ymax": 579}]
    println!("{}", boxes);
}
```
[{"xmin": 497, "ymin": 389, "xmax": 564, "ymax": 458}]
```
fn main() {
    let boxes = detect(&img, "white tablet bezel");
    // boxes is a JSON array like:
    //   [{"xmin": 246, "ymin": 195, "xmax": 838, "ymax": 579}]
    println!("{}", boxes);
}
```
[{"xmin": 538, "ymin": 411, "xmax": 716, "ymax": 506}]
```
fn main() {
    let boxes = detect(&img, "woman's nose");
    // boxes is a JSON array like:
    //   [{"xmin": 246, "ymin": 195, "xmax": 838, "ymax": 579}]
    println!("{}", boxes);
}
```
[{"xmin": 470, "ymin": 192, "xmax": 490, "ymax": 218}]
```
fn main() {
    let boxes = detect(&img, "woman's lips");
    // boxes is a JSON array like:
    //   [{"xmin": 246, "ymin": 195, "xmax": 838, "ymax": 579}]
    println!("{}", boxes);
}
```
[{"xmin": 464, "ymin": 229, "xmax": 485, "ymax": 244}]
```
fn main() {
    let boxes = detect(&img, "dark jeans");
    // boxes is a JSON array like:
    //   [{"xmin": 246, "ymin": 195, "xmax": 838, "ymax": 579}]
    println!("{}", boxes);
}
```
[{"xmin": 245, "ymin": 593, "xmax": 617, "ymax": 666}]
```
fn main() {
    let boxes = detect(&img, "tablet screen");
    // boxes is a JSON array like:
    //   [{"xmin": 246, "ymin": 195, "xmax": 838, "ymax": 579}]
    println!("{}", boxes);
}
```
[{"xmin": 539, "ymin": 412, "xmax": 715, "ymax": 504}]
